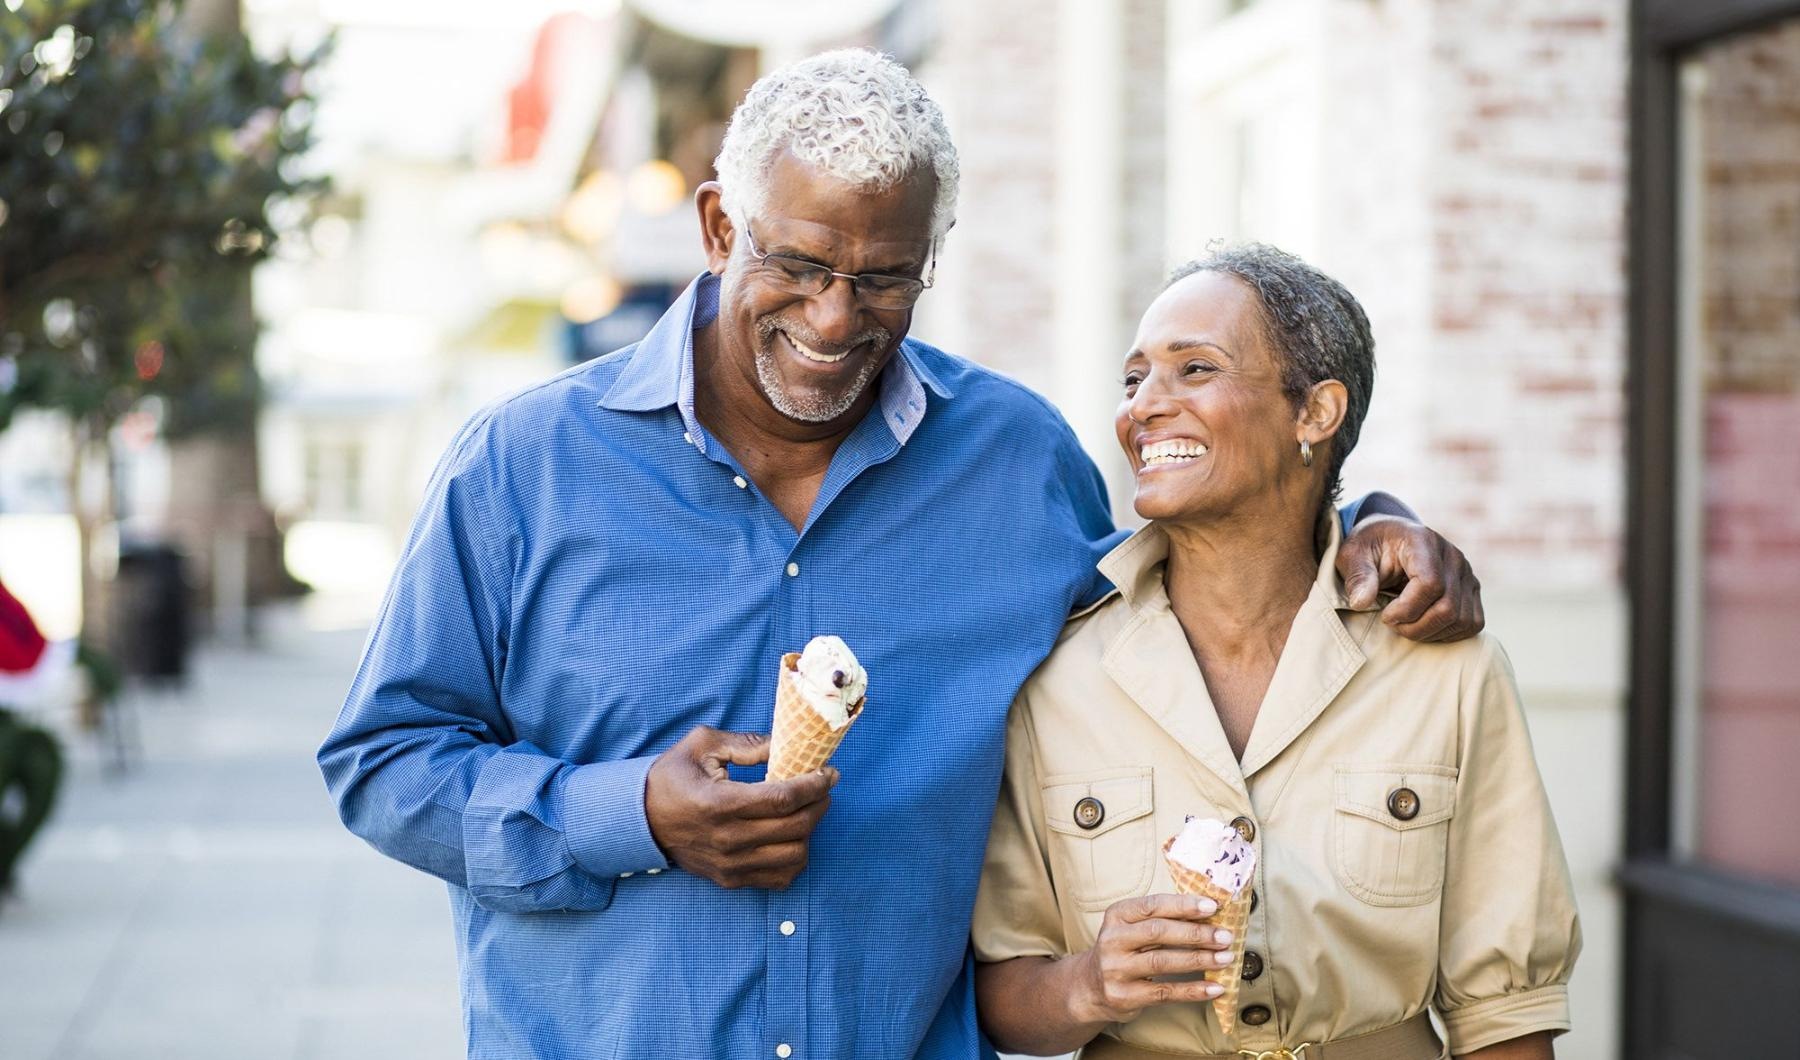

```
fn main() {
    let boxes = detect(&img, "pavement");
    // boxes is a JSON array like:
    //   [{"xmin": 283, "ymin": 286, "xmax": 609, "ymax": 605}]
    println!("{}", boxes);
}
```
[{"xmin": 0, "ymin": 604, "xmax": 463, "ymax": 1060}]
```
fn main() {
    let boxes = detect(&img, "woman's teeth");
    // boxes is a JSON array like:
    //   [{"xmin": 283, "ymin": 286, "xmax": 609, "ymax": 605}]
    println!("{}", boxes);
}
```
[
  {"xmin": 1140, "ymin": 440, "xmax": 1209, "ymax": 465},
  {"xmin": 788, "ymin": 332, "xmax": 850, "ymax": 364}
]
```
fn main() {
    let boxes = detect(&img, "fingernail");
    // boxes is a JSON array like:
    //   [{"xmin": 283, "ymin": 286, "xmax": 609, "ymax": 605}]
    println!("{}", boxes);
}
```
[
  {"xmin": 1216, "ymin": 950, "xmax": 1235, "ymax": 965},
  {"xmin": 1214, "ymin": 929, "xmax": 1232, "ymax": 945},
  {"xmin": 1205, "ymin": 982, "xmax": 1223, "ymax": 996},
  {"xmin": 1194, "ymin": 898, "xmax": 1217, "ymax": 915}
]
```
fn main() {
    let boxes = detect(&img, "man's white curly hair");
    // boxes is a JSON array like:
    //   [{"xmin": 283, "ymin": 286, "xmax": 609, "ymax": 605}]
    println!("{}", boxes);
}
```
[{"xmin": 714, "ymin": 48, "xmax": 959, "ymax": 241}]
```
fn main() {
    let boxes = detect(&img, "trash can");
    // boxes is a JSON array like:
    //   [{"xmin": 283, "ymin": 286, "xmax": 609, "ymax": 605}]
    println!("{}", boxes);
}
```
[{"xmin": 110, "ymin": 543, "xmax": 189, "ymax": 681}]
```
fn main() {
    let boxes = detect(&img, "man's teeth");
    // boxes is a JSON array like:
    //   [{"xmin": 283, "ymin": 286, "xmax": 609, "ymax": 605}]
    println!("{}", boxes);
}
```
[
  {"xmin": 788, "ymin": 333, "xmax": 849, "ymax": 364},
  {"xmin": 1140, "ymin": 440, "xmax": 1209, "ymax": 465}
]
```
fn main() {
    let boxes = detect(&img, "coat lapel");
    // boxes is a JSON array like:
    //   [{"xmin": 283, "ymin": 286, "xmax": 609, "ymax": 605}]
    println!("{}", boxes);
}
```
[
  {"xmin": 1238, "ymin": 521, "xmax": 1366, "ymax": 777},
  {"xmin": 1098, "ymin": 528, "xmax": 1251, "ymax": 802}
]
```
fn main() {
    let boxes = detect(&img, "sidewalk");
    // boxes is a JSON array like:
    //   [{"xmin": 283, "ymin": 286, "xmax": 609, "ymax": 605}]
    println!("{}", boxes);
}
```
[{"xmin": 0, "ymin": 605, "xmax": 462, "ymax": 1060}]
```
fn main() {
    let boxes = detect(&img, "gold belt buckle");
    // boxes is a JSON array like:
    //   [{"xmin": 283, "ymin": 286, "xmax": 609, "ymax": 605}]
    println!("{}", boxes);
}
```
[{"xmin": 1238, "ymin": 1046, "xmax": 1313, "ymax": 1060}]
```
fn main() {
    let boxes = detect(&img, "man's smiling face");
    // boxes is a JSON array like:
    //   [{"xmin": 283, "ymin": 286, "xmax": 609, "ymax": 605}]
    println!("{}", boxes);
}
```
[{"xmin": 710, "ymin": 150, "xmax": 937, "ymax": 428}]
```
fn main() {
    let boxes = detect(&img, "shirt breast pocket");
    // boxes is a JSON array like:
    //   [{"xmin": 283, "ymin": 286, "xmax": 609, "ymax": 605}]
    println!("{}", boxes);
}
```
[
  {"xmin": 1330, "ymin": 764, "xmax": 1458, "ymax": 907},
  {"xmin": 1041, "ymin": 766, "xmax": 1155, "ymax": 911}
]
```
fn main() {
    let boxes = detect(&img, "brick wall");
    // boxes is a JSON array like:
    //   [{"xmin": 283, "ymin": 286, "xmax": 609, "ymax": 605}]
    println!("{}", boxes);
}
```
[
  {"xmin": 920, "ymin": 0, "xmax": 1629, "ymax": 593},
  {"xmin": 917, "ymin": 0, "xmax": 1165, "ymax": 408},
  {"xmin": 1323, "ymin": 0, "xmax": 1630, "ymax": 592},
  {"xmin": 914, "ymin": 0, "xmax": 1059, "ymax": 393}
]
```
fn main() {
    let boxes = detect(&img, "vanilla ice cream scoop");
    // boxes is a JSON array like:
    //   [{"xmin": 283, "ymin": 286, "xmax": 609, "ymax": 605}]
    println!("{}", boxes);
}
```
[
  {"xmin": 790, "ymin": 635, "xmax": 867, "ymax": 731},
  {"xmin": 1166, "ymin": 816, "xmax": 1257, "ymax": 896}
]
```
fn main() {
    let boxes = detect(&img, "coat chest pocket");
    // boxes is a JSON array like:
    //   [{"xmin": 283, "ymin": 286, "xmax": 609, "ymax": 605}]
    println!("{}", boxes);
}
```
[
  {"xmin": 1331, "ymin": 764, "xmax": 1458, "ymax": 907},
  {"xmin": 1042, "ymin": 766, "xmax": 1155, "ymax": 911}
]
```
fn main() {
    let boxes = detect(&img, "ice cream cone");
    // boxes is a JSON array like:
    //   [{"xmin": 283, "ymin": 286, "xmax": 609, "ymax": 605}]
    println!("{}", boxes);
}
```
[
  {"xmin": 1161, "ymin": 835, "xmax": 1254, "ymax": 1036},
  {"xmin": 766, "ymin": 652, "xmax": 864, "ymax": 781}
]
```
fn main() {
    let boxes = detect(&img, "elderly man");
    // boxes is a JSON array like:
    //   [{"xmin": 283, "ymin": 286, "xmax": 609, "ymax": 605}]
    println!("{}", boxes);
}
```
[{"xmin": 320, "ymin": 50, "xmax": 1481, "ymax": 1058}]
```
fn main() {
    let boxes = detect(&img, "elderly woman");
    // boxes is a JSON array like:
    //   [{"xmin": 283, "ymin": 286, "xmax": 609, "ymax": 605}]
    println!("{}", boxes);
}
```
[{"xmin": 971, "ymin": 245, "xmax": 1579, "ymax": 1060}]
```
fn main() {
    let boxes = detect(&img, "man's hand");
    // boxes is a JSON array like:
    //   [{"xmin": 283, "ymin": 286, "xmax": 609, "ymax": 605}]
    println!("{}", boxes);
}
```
[
  {"xmin": 644, "ymin": 725, "xmax": 836, "ymax": 890},
  {"xmin": 1337, "ymin": 515, "xmax": 1485, "ymax": 642},
  {"xmin": 1067, "ymin": 894, "xmax": 1234, "ymax": 1025}
]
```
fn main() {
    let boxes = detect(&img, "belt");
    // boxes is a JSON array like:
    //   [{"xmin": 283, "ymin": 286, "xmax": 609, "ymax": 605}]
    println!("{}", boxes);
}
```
[{"xmin": 1079, "ymin": 1011, "xmax": 1442, "ymax": 1060}]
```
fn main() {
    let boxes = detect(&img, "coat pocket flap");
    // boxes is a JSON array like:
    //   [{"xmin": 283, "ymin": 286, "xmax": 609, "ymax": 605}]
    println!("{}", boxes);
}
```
[
  {"xmin": 1043, "ymin": 766, "xmax": 1154, "ymax": 839},
  {"xmin": 1332, "ymin": 764, "xmax": 1458, "ymax": 832}
]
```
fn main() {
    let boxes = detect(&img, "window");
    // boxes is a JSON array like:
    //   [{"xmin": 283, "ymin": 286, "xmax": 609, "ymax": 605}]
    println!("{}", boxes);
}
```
[{"xmin": 1670, "ymin": 18, "xmax": 1800, "ymax": 887}]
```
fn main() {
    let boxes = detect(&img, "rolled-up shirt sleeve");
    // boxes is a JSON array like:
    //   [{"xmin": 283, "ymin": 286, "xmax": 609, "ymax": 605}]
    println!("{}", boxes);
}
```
[
  {"xmin": 318, "ymin": 414, "xmax": 666, "ymax": 914},
  {"xmin": 1434, "ymin": 636, "xmax": 1581, "ymax": 1053},
  {"xmin": 972, "ymin": 691, "xmax": 1066, "ymax": 963}
]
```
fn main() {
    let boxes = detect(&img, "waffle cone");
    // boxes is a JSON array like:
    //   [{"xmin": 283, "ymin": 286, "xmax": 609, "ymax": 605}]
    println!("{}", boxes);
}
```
[
  {"xmin": 765, "ymin": 652, "xmax": 864, "ymax": 782},
  {"xmin": 1161, "ymin": 836, "xmax": 1253, "ymax": 1036}
]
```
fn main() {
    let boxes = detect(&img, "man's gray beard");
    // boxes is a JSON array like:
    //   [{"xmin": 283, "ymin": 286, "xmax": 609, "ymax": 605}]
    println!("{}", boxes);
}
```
[{"xmin": 753, "ymin": 317, "xmax": 890, "ymax": 424}]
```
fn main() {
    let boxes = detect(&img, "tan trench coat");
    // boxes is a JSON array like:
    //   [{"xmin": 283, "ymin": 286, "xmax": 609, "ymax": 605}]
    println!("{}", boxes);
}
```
[{"xmin": 973, "ymin": 521, "xmax": 1580, "ymax": 1057}]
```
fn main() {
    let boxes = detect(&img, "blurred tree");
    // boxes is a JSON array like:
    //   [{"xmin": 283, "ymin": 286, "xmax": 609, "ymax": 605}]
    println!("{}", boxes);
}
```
[{"xmin": 0, "ymin": 0, "xmax": 322, "ymax": 642}]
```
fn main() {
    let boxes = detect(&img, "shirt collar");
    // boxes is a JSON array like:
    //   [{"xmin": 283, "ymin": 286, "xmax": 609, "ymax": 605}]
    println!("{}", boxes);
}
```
[
  {"xmin": 1097, "ymin": 513, "xmax": 1351, "ymax": 613},
  {"xmin": 599, "ymin": 271, "xmax": 953, "ymax": 445}
]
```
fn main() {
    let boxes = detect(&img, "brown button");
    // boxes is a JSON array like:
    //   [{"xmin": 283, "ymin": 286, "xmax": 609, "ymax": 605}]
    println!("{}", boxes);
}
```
[
  {"xmin": 1387, "ymin": 787, "xmax": 1420, "ymax": 821},
  {"xmin": 1250, "ymin": 889, "xmax": 1259, "ymax": 913},
  {"xmin": 1240, "ymin": 1004, "xmax": 1272, "ymax": 1026},
  {"xmin": 1230, "ymin": 816, "xmax": 1256, "ymax": 843},
  {"xmin": 1242, "ymin": 950, "xmax": 1263, "ymax": 981},
  {"xmin": 1073, "ymin": 796, "xmax": 1105, "ymax": 830}
]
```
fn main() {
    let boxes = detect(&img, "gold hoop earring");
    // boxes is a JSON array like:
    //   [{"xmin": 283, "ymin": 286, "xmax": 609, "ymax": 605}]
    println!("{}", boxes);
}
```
[{"xmin": 1300, "ymin": 440, "xmax": 1313, "ymax": 467}]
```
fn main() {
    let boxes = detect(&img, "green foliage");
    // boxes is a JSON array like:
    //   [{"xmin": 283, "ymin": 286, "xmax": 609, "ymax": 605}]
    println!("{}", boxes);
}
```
[
  {"xmin": 0, "ymin": 707, "xmax": 60, "ymax": 891},
  {"xmin": 0, "ymin": 0, "xmax": 324, "ymax": 436}
]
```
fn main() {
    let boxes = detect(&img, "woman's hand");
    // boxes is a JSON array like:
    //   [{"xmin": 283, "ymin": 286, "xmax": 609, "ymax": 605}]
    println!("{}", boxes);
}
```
[
  {"xmin": 974, "ymin": 893, "xmax": 1235, "ymax": 1056},
  {"xmin": 1068, "ymin": 893, "xmax": 1236, "ymax": 1025},
  {"xmin": 1337, "ymin": 515, "xmax": 1485, "ymax": 642}
]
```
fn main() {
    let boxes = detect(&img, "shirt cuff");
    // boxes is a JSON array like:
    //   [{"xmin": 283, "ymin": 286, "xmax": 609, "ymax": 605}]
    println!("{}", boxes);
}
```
[
  {"xmin": 1440, "ymin": 984, "xmax": 1571, "ymax": 1054},
  {"xmin": 563, "ymin": 756, "xmax": 671, "ymax": 881},
  {"xmin": 1343, "ymin": 490, "xmax": 1419, "ymax": 527}
]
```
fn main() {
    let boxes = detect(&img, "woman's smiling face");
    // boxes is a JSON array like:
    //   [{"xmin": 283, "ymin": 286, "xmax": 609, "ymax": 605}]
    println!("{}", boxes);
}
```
[{"xmin": 1115, "ymin": 270, "xmax": 1314, "ymax": 525}]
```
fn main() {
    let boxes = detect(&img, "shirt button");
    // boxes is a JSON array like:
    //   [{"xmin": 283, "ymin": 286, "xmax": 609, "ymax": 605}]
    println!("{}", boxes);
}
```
[
  {"xmin": 618, "ymin": 872, "xmax": 634, "ymax": 879},
  {"xmin": 779, "ymin": 920, "xmax": 796, "ymax": 936},
  {"xmin": 682, "ymin": 432, "xmax": 693, "ymax": 444},
  {"xmin": 1250, "ymin": 888, "xmax": 1259, "ymax": 913},
  {"xmin": 733, "ymin": 475, "xmax": 748, "ymax": 489},
  {"xmin": 776, "ymin": 1045, "xmax": 792, "ymax": 1058},
  {"xmin": 786, "ymin": 562, "xmax": 800, "ymax": 577},
  {"xmin": 1387, "ymin": 786, "xmax": 1421, "ymax": 820},
  {"xmin": 1073, "ymin": 796, "xmax": 1105, "ymax": 830},
  {"xmin": 1242, "ymin": 950, "xmax": 1264, "ymax": 981},
  {"xmin": 1240, "ymin": 1004, "xmax": 1273, "ymax": 1026},
  {"xmin": 1230, "ymin": 816, "xmax": 1256, "ymax": 843},
  {"xmin": 645, "ymin": 868, "xmax": 662, "ymax": 875}
]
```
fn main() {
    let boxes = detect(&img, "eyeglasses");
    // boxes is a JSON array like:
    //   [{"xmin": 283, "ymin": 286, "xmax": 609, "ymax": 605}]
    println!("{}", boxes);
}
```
[{"xmin": 740, "ymin": 224, "xmax": 935, "ymax": 310}]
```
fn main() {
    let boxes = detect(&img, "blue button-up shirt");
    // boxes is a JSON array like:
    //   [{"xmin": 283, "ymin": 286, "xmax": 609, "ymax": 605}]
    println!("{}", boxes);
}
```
[{"xmin": 320, "ymin": 272, "xmax": 1123, "ymax": 1058}]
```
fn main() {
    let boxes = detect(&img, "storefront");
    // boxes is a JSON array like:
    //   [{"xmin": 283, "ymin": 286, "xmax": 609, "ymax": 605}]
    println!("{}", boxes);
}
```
[{"xmin": 1626, "ymin": 0, "xmax": 1800, "ymax": 1051}]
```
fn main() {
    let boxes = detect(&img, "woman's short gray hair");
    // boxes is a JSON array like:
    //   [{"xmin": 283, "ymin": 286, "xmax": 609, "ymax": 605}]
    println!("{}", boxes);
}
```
[
  {"xmin": 1168, "ymin": 244, "xmax": 1376, "ymax": 503},
  {"xmin": 714, "ymin": 49, "xmax": 959, "ymax": 240}
]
